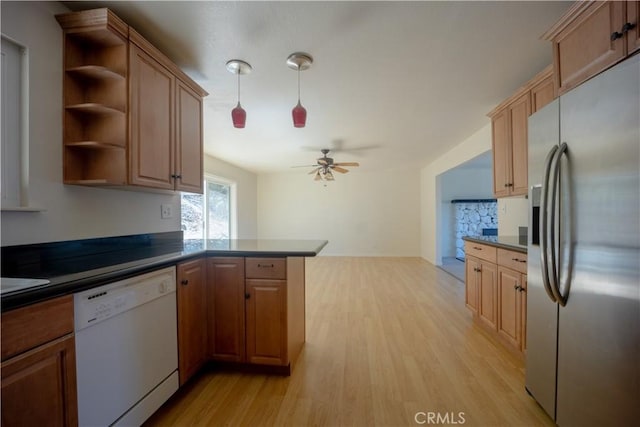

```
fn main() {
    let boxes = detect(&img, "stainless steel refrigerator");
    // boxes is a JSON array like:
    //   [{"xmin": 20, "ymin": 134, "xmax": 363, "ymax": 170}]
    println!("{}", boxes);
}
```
[{"xmin": 526, "ymin": 54, "xmax": 639, "ymax": 426}]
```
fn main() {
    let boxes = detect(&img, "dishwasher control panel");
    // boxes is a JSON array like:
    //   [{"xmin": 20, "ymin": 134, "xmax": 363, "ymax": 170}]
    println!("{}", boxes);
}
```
[{"xmin": 74, "ymin": 266, "xmax": 176, "ymax": 331}]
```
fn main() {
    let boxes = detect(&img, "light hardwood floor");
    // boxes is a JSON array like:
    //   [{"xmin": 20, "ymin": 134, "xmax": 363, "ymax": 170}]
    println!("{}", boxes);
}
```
[{"xmin": 146, "ymin": 257, "xmax": 553, "ymax": 427}]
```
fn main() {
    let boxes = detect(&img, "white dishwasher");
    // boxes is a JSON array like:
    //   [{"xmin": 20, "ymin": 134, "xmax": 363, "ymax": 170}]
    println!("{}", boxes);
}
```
[{"xmin": 74, "ymin": 266, "xmax": 179, "ymax": 427}]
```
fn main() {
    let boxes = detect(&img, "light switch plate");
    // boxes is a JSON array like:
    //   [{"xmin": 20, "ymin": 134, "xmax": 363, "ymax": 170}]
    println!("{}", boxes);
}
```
[{"xmin": 161, "ymin": 204, "xmax": 173, "ymax": 219}]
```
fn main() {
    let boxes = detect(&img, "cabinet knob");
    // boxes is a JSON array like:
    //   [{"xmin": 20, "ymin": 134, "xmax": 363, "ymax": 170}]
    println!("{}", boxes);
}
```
[
  {"xmin": 245, "ymin": 293, "xmax": 251, "ymax": 299},
  {"xmin": 514, "ymin": 284, "xmax": 521, "ymax": 291},
  {"xmin": 258, "ymin": 263, "xmax": 274, "ymax": 268},
  {"xmin": 512, "ymin": 258, "xmax": 527, "ymax": 263},
  {"xmin": 180, "ymin": 279, "xmax": 188, "ymax": 286},
  {"xmin": 473, "ymin": 246, "xmax": 482, "ymax": 250},
  {"xmin": 170, "ymin": 174, "xmax": 182, "ymax": 179},
  {"xmin": 611, "ymin": 31, "xmax": 624, "ymax": 41}
]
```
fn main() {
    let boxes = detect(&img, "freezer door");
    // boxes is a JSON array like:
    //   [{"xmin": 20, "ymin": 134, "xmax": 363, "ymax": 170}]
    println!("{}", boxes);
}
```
[
  {"xmin": 525, "ymin": 99, "xmax": 560, "ymax": 420},
  {"xmin": 556, "ymin": 55, "xmax": 640, "ymax": 426}
]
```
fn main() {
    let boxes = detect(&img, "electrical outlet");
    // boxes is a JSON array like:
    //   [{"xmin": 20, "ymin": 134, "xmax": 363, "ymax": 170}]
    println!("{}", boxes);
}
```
[{"xmin": 161, "ymin": 204, "xmax": 173, "ymax": 219}]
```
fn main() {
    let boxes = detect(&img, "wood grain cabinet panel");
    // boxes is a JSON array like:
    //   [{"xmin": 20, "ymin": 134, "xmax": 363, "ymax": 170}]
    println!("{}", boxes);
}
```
[
  {"xmin": 175, "ymin": 81, "xmax": 204, "ymax": 193},
  {"xmin": 478, "ymin": 261, "xmax": 498, "ymax": 331},
  {"xmin": 1, "ymin": 335, "xmax": 78, "ymax": 427},
  {"xmin": 497, "ymin": 267, "xmax": 522, "ymax": 350},
  {"xmin": 491, "ymin": 109, "xmax": 510, "ymax": 197},
  {"xmin": 543, "ymin": 0, "xmax": 632, "ymax": 95},
  {"xmin": 1, "ymin": 295, "xmax": 77, "ymax": 427},
  {"xmin": 129, "ymin": 43, "xmax": 175, "ymax": 190},
  {"xmin": 628, "ymin": 1, "xmax": 640, "ymax": 55},
  {"xmin": 509, "ymin": 93, "xmax": 530, "ymax": 196},
  {"xmin": 245, "ymin": 280, "xmax": 287, "ymax": 366},
  {"xmin": 177, "ymin": 258, "xmax": 207, "ymax": 385},
  {"xmin": 465, "ymin": 256, "xmax": 480, "ymax": 315},
  {"xmin": 207, "ymin": 258, "xmax": 246, "ymax": 362},
  {"xmin": 531, "ymin": 71, "xmax": 555, "ymax": 114}
]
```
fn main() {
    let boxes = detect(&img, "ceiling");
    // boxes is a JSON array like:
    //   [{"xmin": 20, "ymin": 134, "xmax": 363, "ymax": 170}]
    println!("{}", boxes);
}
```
[{"xmin": 64, "ymin": 1, "xmax": 570, "ymax": 174}]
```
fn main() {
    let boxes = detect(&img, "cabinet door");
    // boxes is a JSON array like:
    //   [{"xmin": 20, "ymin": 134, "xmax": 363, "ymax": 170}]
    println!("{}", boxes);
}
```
[
  {"xmin": 553, "ymin": 0, "xmax": 626, "ymax": 94},
  {"xmin": 491, "ymin": 109, "xmax": 510, "ymax": 197},
  {"xmin": 628, "ymin": 1, "xmax": 640, "ymax": 55},
  {"xmin": 465, "ymin": 256, "xmax": 480, "ymax": 315},
  {"xmin": 177, "ymin": 258, "xmax": 207, "ymax": 385},
  {"xmin": 497, "ymin": 267, "xmax": 522, "ymax": 350},
  {"xmin": 531, "ymin": 75, "xmax": 555, "ymax": 114},
  {"xmin": 1, "ymin": 335, "xmax": 77, "ymax": 427},
  {"xmin": 509, "ymin": 93, "xmax": 530, "ymax": 196},
  {"xmin": 175, "ymin": 80, "xmax": 203, "ymax": 194},
  {"xmin": 129, "ymin": 44, "xmax": 175, "ymax": 189},
  {"xmin": 207, "ymin": 258, "xmax": 245, "ymax": 362},
  {"xmin": 245, "ymin": 280, "xmax": 288, "ymax": 366},
  {"xmin": 478, "ymin": 261, "xmax": 498, "ymax": 331}
]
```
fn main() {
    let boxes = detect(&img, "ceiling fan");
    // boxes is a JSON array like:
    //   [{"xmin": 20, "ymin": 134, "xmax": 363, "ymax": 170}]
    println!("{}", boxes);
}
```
[{"xmin": 294, "ymin": 149, "xmax": 360, "ymax": 181}]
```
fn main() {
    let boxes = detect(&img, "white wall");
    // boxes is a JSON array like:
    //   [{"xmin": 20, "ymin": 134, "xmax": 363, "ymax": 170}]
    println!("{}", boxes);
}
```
[
  {"xmin": 203, "ymin": 154, "xmax": 257, "ymax": 239},
  {"xmin": 439, "ymin": 166, "xmax": 493, "ymax": 257},
  {"xmin": 498, "ymin": 196, "xmax": 528, "ymax": 236},
  {"xmin": 420, "ymin": 124, "xmax": 492, "ymax": 264},
  {"xmin": 257, "ymin": 168, "xmax": 421, "ymax": 256}
]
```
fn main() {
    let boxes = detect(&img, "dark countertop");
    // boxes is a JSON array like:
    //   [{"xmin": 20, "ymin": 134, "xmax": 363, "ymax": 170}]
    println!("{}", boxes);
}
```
[
  {"xmin": 1, "ymin": 233, "xmax": 327, "ymax": 311},
  {"xmin": 462, "ymin": 235, "xmax": 527, "ymax": 254}
]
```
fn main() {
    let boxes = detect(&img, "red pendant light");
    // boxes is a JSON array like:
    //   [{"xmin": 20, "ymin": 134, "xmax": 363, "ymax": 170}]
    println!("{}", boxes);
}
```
[
  {"xmin": 226, "ymin": 59, "xmax": 252, "ymax": 129},
  {"xmin": 286, "ymin": 53, "xmax": 313, "ymax": 128}
]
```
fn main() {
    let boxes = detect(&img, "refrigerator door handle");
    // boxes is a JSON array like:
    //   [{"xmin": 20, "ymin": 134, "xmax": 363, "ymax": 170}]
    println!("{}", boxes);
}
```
[
  {"xmin": 548, "ymin": 142, "xmax": 566, "ymax": 305},
  {"xmin": 540, "ymin": 144, "xmax": 559, "ymax": 302},
  {"xmin": 552, "ymin": 142, "xmax": 571, "ymax": 306}
]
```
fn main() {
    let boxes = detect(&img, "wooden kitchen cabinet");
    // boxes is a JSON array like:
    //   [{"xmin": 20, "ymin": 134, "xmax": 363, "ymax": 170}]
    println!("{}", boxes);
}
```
[
  {"xmin": 245, "ymin": 279, "xmax": 287, "ymax": 365},
  {"xmin": 466, "ymin": 254, "xmax": 498, "ymax": 329},
  {"xmin": 488, "ymin": 65, "xmax": 553, "ymax": 198},
  {"xmin": 543, "ymin": 0, "xmax": 639, "ymax": 95},
  {"xmin": 464, "ymin": 242, "xmax": 498, "ymax": 331},
  {"xmin": 177, "ymin": 258, "xmax": 207, "ymax": 385},
  {"xmin": 206, "ymin": 256, "xmax": 306, "ymax": 373},
  {"xmin": 497, "ymin": 248, "xmax": 528, "ymax": 352},
  {"xmin": 491, "ymin": 92, "xmax": 530, "ymax": 197},
  {"xmin": 57, "ymin": 9, "xmax": 206, "ymax": 193},
  {"xmin": 1, "ymin": 296, "xmax": 77, "ymax": 427},
  {"xmin": 530, "ymin": 66, "xmax": 555, "ymax": 114},
  {"xmin": 465, "ymin": 242, "xmax": 529, "ymax": 354},
  {"xmin": 207, "ymin": 257, "xmax": 246, "ymax": 362}
]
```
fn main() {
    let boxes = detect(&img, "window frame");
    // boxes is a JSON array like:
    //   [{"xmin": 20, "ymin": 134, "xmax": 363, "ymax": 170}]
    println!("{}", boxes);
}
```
[{"xmin": 181, "ymin": 174, "xmax": 237, "ymax": 240}]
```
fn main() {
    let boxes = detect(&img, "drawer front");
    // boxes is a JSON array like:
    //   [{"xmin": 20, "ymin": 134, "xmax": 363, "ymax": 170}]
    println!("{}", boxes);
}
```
[
  {"xmin": 245, "ymin": 258, "xmax": 286, "ymax": 280},
  {"xmin": 1, "ymin": 295, "xmax": 74, "ymax": 361},
  {"xmin": 465, "ymin": 242, "xmax": 497, "ymax": 263},
  {"xmin": 497, "ymin": 248, "xmax": 528, "ymax": 274}
]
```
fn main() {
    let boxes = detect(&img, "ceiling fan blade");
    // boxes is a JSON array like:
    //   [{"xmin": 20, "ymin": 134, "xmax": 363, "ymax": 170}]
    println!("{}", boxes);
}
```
[
  {"xmin": 334, "ymin": 162, "xmax": 359, "ymax": 167},
  {"xmin": 332, "ymin": 166, "xmax": 349, "ymax": 174},
  {"xmin": 308, "ymin": 167, "xmax": 320, "ymax": 175},
  {"xmin": 291, "ymin": 165, "xmax": 319, "ymax": 168}
]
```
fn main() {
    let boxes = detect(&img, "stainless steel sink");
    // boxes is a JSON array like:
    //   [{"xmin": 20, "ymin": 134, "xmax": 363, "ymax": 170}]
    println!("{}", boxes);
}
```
[{"xmin": 1, "ymin": 278, "xmax": 50, "ymax": 295}]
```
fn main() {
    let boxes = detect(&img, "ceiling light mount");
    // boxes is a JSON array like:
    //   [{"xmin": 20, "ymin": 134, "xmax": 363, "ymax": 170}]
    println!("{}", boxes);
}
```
[
  {"xmin": 286, "ymin": 52, "xmax": 313, "ymax": 71},
  {"xmin": 226, "ymin": 59, "xmax": 252, "ymax": 75},
  {"xmin": 226, "ymin": 59, "xmax": 252, "ymax": 128}
]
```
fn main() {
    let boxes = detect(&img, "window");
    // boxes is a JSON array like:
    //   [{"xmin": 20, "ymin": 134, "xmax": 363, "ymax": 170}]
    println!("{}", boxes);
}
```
[
  {"xmin": 1, "ymin": 35, "xmax": 29, "ymax": 209},
  {"xmin": 181, "ymin": 177, "xmax": 236, "ymax": 240}
]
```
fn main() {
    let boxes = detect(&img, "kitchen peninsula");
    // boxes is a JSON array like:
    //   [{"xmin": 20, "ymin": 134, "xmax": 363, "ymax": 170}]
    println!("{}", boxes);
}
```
[{"xmin": 1, "ymin": 232, "xmax": 327, "ymax": 426}]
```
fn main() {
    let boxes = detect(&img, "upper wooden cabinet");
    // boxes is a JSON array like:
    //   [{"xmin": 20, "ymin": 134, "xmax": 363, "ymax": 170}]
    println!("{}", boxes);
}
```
[
  {"xmin": 543, "ymin": 1, "xmax": 639, "ymax": 95},
  {"xmin": 56, "ymin": 9, "xmax": 207, "ymax": 193},
  {"xmin": 488, "ymin": 66, "xmax": 553, "ymax": 198}
]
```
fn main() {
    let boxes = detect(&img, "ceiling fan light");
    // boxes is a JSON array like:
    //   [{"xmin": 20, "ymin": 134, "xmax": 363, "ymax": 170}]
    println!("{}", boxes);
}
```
[
  {"xmin": 292, "ymin": 101, "xmax": 307, "ymax": 128},
  {"xmin": 231, "ymin": 102, "xmax": 246, "ymax": 128}
]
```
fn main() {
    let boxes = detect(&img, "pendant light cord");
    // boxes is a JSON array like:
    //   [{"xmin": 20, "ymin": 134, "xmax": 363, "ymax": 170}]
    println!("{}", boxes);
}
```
[
  {"xmin": 297, "ymin": 67, "xmax": 301, "ymax": 102},
  {"xmin": 237, "ymin": 71, "xmax": 241, "ymax": 104}
]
